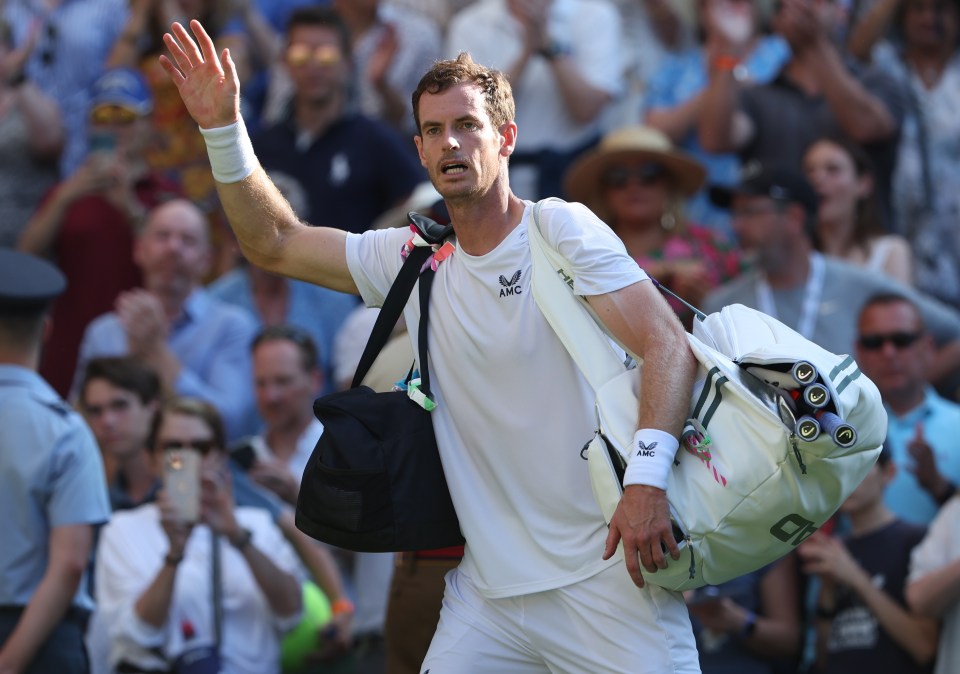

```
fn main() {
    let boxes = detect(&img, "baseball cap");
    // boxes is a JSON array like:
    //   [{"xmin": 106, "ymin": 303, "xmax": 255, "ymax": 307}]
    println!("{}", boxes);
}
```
[
  {"xmin": 709, "ymin": 162, "xmax": 819, "ymax": 218},
  {"xmin": 0, "ymin": 249, "xmax": 65, "ymax": 314},
  {"xmin": 90, "ymin": 67, "xmax": 153, "ymax": 115}
]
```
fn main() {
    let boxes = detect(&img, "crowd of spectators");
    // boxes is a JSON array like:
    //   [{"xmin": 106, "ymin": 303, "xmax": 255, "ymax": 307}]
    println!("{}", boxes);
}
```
[{"xmin": 3, "ymin": 0, "xmax": 960, "ymax": 672}]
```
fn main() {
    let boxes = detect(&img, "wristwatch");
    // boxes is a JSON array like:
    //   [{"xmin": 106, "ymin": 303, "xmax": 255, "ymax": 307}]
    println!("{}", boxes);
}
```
[
  {"xmin": 738, "ymin": 610, "xmax": 757, "ymax": 638},
  {"xmin": 711, "ymin": 54, "xmax": 749, "ymax": 83},
  {"xmin": 539, "ymin": 40, "xmax": 571, "ymax": 61},
  {"xmin": 7, "ymin": 69, "xmax": 27, "ymax": 88},
  {"xmin": 229, "ymin": 527, "xmax": 253, "ymax": 552}
]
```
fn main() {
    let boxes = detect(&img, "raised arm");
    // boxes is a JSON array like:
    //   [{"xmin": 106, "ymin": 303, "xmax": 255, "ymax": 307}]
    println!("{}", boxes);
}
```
[
  {"xmin": 158, "ymin": 21, "xmax": 357, "ymax": 294},
  {"xmin": 847, "ymin": 0, "xmax": 901, "ymax": 63},
  {"xmin": 592, "ymin": 279, "xmax": 698, "ymax": 587},
  {"xmin": 779, "ymin": 0, "xmax": 896, "ymax": 144}
]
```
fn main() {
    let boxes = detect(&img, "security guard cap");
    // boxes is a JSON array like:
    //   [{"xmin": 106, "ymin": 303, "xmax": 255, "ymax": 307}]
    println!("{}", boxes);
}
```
[{"xmin": 0, "ymin": 249, "xmax": 66, "ymax": 312}]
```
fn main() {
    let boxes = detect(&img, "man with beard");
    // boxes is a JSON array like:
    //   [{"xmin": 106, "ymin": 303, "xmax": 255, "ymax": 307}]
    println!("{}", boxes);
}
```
[
  {"xmin": 71, "ymin": 198, "xmax": 258, "ymax": 440},
  {"xmin": 252, "ymin": 6, "xmax": 424, "ymax": 233},
  {"xmin": 161, "ymin": 22, "xmax": 701, "ymax": 672}
]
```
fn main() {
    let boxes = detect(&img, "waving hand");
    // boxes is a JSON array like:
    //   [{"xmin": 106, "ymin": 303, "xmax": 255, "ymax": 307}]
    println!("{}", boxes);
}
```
[{"xmin": 159, "ymin": 20, "xmax": 239, "ymax": 129}]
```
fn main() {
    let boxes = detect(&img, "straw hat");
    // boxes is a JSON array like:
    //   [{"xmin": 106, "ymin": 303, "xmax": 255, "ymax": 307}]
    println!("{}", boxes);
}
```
[{"xmin": 563, "ymin": 126, "xmax": 707, "ymax": 210}]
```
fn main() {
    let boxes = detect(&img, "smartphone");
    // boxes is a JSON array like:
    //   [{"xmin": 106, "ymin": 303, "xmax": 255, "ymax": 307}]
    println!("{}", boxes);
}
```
[
  {"xmin": 89, "ymin": 129, "xmax": 118, "ymax": 154},
  {"xmin": 163, "ymin": 448, "xmax": 201, "ymax": 523}
]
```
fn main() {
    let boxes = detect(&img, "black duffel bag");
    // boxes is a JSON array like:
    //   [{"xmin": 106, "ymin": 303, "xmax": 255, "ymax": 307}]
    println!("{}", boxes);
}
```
[{"xmin": 296, "ymin": 215, "xmax": 464, "ymax": 552}]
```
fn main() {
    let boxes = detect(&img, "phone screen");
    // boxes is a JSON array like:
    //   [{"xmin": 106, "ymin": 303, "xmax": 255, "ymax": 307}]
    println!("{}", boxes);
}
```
[{"xmin": 88, "ymin": 130, "xmax": 117, "ymax": 155}]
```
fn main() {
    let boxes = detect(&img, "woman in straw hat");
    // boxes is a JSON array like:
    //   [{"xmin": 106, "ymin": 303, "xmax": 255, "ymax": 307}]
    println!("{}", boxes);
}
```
[{"xmin": 564, "ymin": 125, "xmax": 743, "ymax": 326}]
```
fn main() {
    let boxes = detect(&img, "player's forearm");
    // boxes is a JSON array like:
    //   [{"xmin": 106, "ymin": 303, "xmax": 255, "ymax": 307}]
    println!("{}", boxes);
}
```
[
  {"xmin": 213, "ymin": 168, "xmax": 302, "ymax": 268},
  {"xmin": 636, "ymin": 324, "xmax": 697, "ymax": 437}
]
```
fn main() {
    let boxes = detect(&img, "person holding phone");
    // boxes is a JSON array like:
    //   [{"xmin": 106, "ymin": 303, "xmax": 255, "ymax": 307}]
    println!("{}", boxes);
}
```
[{"xmin": 94, "ymin": 397, "xmax": 303, "ymax": 674}]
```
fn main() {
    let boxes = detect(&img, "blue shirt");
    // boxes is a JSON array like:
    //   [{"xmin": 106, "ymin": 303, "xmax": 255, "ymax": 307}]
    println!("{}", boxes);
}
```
[
  {"xmin": 72, "ymin": 289, "xmax": 259, "ymax": 440},
  {"xmin": 207, "ymin": 268, "xmax": 359, "ymax": 395},
  {"xmin": 884, "ymin": 387, "xmax": 960, "ymax": 525},
  {"xmin": 643, "ymin": 36, "xmax": 790, "ymax": 237},
  {"xmin": 0, "ymin": 365, "xmax": 110, "ymax": 609},
  {"xmin": 252, "ymin": 112, "xmax": 425, "ymax": 233}
]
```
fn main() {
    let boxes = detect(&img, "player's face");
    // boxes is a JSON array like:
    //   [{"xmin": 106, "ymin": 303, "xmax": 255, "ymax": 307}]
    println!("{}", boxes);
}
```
[{"xmin": 414, "ymin": 83, "xmax": 516, "ymax": 203}]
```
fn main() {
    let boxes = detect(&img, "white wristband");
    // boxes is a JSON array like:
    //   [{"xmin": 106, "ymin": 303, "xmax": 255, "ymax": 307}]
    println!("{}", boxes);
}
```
[
  {"xmin": 198, "ymin": 118, "xmax": 257, "ymax": 183},
  {"xmin": 622, "ymin": 429, "xmax": 679, "ymax": 491}
]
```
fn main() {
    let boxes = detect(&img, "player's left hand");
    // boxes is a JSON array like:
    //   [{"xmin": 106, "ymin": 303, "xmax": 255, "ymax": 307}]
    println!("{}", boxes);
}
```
[{"xmin": 604, "ymin": 484, "xmax": 681, "ymax": 588}]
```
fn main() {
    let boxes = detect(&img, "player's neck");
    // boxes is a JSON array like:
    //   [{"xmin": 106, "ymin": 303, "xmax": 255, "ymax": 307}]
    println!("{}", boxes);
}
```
[{"xmin": 446, "ymin": 191, "xmax": 527, "ymax": 257}]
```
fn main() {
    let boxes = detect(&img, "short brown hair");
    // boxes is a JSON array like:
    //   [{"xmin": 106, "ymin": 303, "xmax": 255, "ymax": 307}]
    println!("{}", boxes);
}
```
[
  {"xmin": 146, "ymin": 397, "xmax": 226, "ymax": 454},
  {"xmin": 80, "ymin": 357, "xmax": 162, "ymax": 408},
  {"xmin": 411, "ymin": 52, "xmax": 515, "ymax": 134}
]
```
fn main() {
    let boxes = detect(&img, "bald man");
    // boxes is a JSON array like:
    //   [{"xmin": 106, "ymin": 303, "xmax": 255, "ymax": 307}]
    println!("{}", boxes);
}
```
[{"xmin": 72, "ymin": 199, "xmax": 258, "ymax": 440}]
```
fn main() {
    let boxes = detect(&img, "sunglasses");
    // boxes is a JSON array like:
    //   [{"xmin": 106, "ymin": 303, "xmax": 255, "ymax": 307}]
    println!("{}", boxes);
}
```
[
  {"xmin": 857, "ymin": 331, "xmax": 924, "ymax": 350},
  {"xmin": 286, "ymin": 43, "xmax": 343, "ymax": 68},
  {"xmin": 160, "ymin": 438, "xmax": 218, "ymax": 455},
  {"xmin": 90, "ymin": 105, "xmax": 139, "ymax": 126},
  {"xmin": 602, "ymin": 164, "xmax": 666, "ymax": 189}
]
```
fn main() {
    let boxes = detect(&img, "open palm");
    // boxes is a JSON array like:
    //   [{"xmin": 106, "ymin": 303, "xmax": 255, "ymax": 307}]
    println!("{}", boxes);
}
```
[{"xmin": 159, "ymin": 20, "xmax": 239, "ymax": 129}]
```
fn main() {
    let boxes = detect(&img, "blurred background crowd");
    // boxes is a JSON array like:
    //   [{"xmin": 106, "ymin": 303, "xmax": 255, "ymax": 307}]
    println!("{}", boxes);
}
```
[{"xmin": 2, "ymin": 0, "xmax": 960, "ymax": 672}]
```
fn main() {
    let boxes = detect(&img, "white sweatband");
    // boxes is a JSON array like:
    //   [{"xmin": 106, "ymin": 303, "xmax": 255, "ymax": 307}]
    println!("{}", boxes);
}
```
[
  {"xmin": 198, "ymin": 118, "xmax": 257, "ymax": 183},
  {"xmin": 622, "ymin": 429, "xmax": 679, "ymax": 491}
]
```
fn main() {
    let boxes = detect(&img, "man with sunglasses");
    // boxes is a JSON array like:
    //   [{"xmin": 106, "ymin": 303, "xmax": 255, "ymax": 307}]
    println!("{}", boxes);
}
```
[
  {"xmin": 253, "ymin": 6, "xmax": 424, "ymax": 235},
  {"xmin": 855, "ymin": 293, "xmax": 960, "ymax": 525}
]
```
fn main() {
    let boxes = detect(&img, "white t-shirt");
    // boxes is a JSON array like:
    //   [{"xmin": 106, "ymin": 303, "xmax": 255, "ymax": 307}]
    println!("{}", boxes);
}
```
[
  {"xmin": 95, "ymin": 505, "xmax": 303, "ymax": 674},
  {"xmin": 346, "ymin": 199, "xmax": 648, "ymax": 597}
]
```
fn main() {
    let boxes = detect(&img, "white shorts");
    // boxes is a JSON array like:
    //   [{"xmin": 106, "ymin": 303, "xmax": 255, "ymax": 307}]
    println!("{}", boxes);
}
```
[{"xmin": 421, "ymin": 563, "xmax": 701, "ymax": 674}]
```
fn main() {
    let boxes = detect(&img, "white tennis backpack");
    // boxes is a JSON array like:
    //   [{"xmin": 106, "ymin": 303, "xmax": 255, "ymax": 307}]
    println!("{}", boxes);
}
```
[{"xmin": 529, "ymin": 200, "xmax": 887, "ymax": 591}]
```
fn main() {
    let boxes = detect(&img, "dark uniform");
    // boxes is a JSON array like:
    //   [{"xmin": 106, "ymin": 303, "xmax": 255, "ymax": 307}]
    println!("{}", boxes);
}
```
[{"xmin": 0, "ymin": 250, "xmax": 111, "ymax": 674}]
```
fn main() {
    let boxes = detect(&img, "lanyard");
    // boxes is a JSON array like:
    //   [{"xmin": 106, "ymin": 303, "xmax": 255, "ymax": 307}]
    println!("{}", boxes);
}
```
[{"xmin": 756, "ymin": 253, "xmax": 825, "ymax": 339}]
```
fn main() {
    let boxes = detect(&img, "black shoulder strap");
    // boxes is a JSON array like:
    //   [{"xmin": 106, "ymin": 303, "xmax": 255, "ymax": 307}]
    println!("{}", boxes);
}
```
[
  {"xmin": 350, "ymin": 212, "xmax": 453, "ymax": 389},
  {"xmin": 351, "ymin": 244, "xmax": 432, "ymax": 389}
]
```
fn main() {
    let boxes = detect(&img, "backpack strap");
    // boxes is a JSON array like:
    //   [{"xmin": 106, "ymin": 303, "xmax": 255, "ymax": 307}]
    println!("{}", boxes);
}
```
[{"xmin": 350, "ymin": 214, "xmax": 453, "ymax": 394}]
